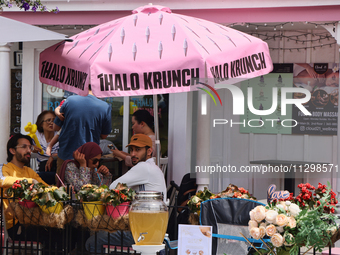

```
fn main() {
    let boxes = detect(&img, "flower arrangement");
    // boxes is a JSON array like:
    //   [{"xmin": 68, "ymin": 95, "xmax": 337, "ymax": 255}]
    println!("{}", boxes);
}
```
[
  {"xmin": 273, "ymin": 182, "xmax": 338, "ymax": 214},
  {"xmin": 248, "ymin": 182, "xmax": 338, "ymax": 255},
  {"xmin": 101, "ymin": 183, "xmax": 135, "ymax": 206},
  {"xmin": 6, "ymin": 179, "xmax": 42, "ymax": 201},
  {"xmin": 188, "ymin": 184, "xmax": 256, "ymax": 213},
  {"xmin": 76, "ymin": 184, "xmax": 107, "ymax": 202},
  {"xmin": 32, "ymin": 185, "xmax": 70, "ymax": 208},
  {"xmin": 0, "ymin": 0, "xmax": 59, "ymax": 13}
]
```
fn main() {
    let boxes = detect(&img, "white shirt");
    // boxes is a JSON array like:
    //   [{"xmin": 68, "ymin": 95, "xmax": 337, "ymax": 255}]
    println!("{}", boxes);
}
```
[
  {"xmin": 109, "ymin": 158, "xmax": 167, "ymax": 202},
  {"xmin": 35, "ymin": 131, "xmax": 59, "ymax": 163}
]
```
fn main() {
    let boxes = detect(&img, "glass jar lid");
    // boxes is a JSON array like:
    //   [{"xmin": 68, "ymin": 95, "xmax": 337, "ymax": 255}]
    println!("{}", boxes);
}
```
[{"xmin": 135, "ymin": 191, "xmax": 163, "ymax": 200}]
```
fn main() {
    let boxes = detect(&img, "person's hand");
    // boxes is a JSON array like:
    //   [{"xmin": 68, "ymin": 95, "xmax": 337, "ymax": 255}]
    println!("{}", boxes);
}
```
[
  {"xmin": 55, "ymin": 106, "xmax": 65, "ymax": 121},
  {"xmin": 46, "ymin": 145, "xmax": 52, "ymax": 156},
  {"xmin": 74, "ymin": 150, "xmax": 87, "ymax": 167},
  {"xmin": 111, "ymin": 148, "xmax": 123, "ymax": 158},
  {"xmin": 32, "ymin": 145, "xmax": 40, "ymax": 153},
  {"xmin": 45, "ymin": 157, "xmax": 54, "ymax": 172},
  {"xmin": 97, "ymin": 165, "xmax": 110, "ymax": 176},
  {"xmin": 32, "ymin": 179, "xmax": 39, "ymax": 184}
]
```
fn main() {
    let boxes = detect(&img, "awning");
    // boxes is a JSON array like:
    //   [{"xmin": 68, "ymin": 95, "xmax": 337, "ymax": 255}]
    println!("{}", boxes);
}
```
[{"xmin": 0, "ymin": 16, "xmax": 68, "ymax": 43}]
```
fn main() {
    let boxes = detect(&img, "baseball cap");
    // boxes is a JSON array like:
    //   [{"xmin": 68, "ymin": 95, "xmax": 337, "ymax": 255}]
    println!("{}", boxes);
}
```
[{"xmin": 126, "ymin": 134, "xmax": 152, "ymax": 148}]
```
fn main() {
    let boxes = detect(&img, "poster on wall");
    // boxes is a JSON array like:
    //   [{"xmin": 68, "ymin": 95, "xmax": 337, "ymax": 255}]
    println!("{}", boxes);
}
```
[
  {"xmin": 291, "ymin": 63, "xmax": 338, "ymax": 135},
  {"xmin": 240, "ymin": 64, "xmax": 294, "ymax": 134}
]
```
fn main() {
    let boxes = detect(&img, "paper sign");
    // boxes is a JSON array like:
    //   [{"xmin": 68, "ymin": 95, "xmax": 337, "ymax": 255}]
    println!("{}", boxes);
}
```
[{"xmin": 178, "ymin": 224, "xmax": 212, "ymax": 255}]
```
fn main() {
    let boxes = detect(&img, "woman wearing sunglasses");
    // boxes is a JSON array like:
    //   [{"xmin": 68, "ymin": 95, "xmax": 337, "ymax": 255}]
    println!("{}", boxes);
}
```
[{"xmin": 58, "ymin": 142, "xmax": 112, "ymax": 192}]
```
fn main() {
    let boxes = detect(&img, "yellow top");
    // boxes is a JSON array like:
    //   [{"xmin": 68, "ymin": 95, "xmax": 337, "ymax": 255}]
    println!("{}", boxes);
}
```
[{"xmin": 2, "ymin": 162, "xmax": 48, "ymax": 229}]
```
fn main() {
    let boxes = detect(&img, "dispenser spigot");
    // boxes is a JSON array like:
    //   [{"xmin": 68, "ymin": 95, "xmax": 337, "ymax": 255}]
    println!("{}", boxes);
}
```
[{"xmin": 137, "ymin": 232, "xmax": 148, "ymax": 242}]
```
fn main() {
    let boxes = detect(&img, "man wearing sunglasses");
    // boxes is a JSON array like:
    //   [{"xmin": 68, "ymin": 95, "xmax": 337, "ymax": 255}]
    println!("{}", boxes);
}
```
[{"xmin": 86, "ymin": 134, "xmax": 167, "ymax": 253}]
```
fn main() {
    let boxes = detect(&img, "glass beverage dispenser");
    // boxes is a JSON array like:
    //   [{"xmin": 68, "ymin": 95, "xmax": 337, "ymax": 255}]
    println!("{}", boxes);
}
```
[{"xmin": 129, "ymin": 191, "xmax": 168, "ymax": 245}]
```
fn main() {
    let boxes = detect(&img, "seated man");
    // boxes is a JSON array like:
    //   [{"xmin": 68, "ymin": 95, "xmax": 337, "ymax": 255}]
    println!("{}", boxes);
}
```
[
  {"xmin": 2, "ymin": 134, "xmax": 62, "ymax": 250},
  {"xmin": 85, "ymin": 134, "xmax": 167, "ymax": 253}
]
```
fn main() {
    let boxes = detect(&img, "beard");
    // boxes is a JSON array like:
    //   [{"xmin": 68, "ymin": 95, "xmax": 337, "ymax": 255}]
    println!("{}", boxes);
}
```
[
  {"xmin": 16, "ymin": 151, "xmax": 30, "ymax": 165},
  {"xmin": 131, "ymin": 151, "xmax": 147, "ymax": 166}
]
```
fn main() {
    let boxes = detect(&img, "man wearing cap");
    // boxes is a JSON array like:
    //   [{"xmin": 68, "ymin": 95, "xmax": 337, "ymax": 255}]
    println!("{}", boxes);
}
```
[{"xmin": 85, "ymin": 134, "xmax": 166, "ymax": 253}]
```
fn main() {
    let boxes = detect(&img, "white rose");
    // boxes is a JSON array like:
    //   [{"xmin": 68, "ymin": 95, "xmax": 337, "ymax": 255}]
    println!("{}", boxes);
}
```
[
  {"xmin": 276, "ymin": 204, "xmax": 284, "ymax": 211},
  {"xmin": 260, "ymin": 222, "xmax": 267, "ymax": 228},
  {"xmin": 287, "ymin": 217, "xmax": 296, "ymax": 228},
  {"xmin": 283, "ymin": 232, "xmax": 294, "ymax": 246},
  {"xmin": 265, "ymin": 224, "xmax": 277, "ymax": 236},
  {"xmin": 276, "ymin": 214, "xmax": 288, "ymax": 227},
  {"xmin": 279, "ymin": 201, "xmax": 288, "ymax": 211},
  {"xmin": 253, "ymin": 206, "xmax": 266, "ymax": 223},
  {"xmin": 285, "ymin": 201, "xmax": 291, "ymax": 206},
  {"xmin": 276, "ymin": 226, "xmax": 284, "ymax": 233},
  {"xmin": 249, "ymin": 210, "xmax": 255, "ymax": 221},
  {"xmin": 289, "ymin": 203, "xmax": 301, "ymax": 217},
  {"xmin": 259, "ymin": 226, "xmax": 266, "ymax": 238},
  {"xmin": 271, "ymin": 233, "xmax": 284, "ymax": 247},
  {"xmin": 265, "ymin": 210, "xmax": 278, "ymax": 224},
  {"xmin": 248, "ymin": 220, "xmax": 258, "ymax": 231},
  {"xmin": 249, "ymin": 227, "xmax": 261, "ymax": 239}
]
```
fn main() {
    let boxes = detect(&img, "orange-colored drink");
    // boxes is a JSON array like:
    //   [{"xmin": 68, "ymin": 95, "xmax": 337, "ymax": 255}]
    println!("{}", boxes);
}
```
[{"xmin": 129, "ymin": 211, "xmax": 168, "ymax": 245}]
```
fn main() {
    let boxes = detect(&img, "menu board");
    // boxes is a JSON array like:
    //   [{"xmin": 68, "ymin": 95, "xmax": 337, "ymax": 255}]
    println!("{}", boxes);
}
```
[
  {"xmin": 292, "ymin": 63, "xmax": 338, "ymax": 135},
  {"xmin": 10, "ymin": 69, "xmax": 22, "ymax": 135},
  {"xmin": 240, "ymin": 64, "xmax": 294, "ymax": 134},
  {"xmin": 178, "ymin": 225, "xmax": 212, "ymax": 255}
]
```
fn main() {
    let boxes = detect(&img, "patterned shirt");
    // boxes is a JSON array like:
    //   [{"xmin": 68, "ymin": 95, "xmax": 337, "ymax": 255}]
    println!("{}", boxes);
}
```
[{"xmin": 65, "ymin": 162, "xmax": 112, "ymax": 192}]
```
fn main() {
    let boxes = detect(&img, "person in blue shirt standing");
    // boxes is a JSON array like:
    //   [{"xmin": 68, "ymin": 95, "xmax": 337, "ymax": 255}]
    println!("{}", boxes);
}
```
[{"xmin": 54, "ymin": 85, "xmax": 112, "ymax": 179}]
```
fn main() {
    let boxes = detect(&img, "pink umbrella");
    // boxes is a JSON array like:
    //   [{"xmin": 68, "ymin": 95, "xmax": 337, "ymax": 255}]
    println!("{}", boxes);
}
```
[{"xmin": 39, "ymin": 4, "xmax": 273, "ymax": 97}]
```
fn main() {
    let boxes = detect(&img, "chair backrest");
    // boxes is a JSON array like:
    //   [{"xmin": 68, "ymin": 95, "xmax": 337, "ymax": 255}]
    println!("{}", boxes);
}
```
[
  {"xmin": 159, "ymin": 157, "xmax": 168, "ymax": 177},
  {"xmin": 200, "ymin": 198, "xmax": 267, "ymax": 255}
]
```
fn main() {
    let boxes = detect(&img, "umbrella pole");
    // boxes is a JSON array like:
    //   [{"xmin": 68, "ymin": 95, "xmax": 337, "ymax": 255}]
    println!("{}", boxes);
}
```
[{"xmin": 153, "ymin": 95, "xmax": 161, "ymax": 166}]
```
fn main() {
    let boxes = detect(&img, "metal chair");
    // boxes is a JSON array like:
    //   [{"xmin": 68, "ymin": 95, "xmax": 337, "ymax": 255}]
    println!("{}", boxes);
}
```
[{"xmin": 199, "ymin": 198, "xmax": 270, "ymax": 255}]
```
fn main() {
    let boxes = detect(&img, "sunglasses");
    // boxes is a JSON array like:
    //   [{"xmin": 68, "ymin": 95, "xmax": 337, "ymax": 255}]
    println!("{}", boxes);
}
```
[{"xmin": 91, "ymin": 158, "xmax": 100, "ymax": 164}]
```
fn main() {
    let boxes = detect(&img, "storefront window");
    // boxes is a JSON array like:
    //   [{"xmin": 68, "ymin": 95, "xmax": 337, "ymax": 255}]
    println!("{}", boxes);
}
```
[
  {"xmin": 41, "ymin": 84, "xmax": 168, "ymax": 155},
  {"xmin": 129, "ymin": 94, "xmax": 169, "ymax": 156},
  {"xmin": 41, "ymin": 84, "xmax": 124, "ymax": 148}
]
